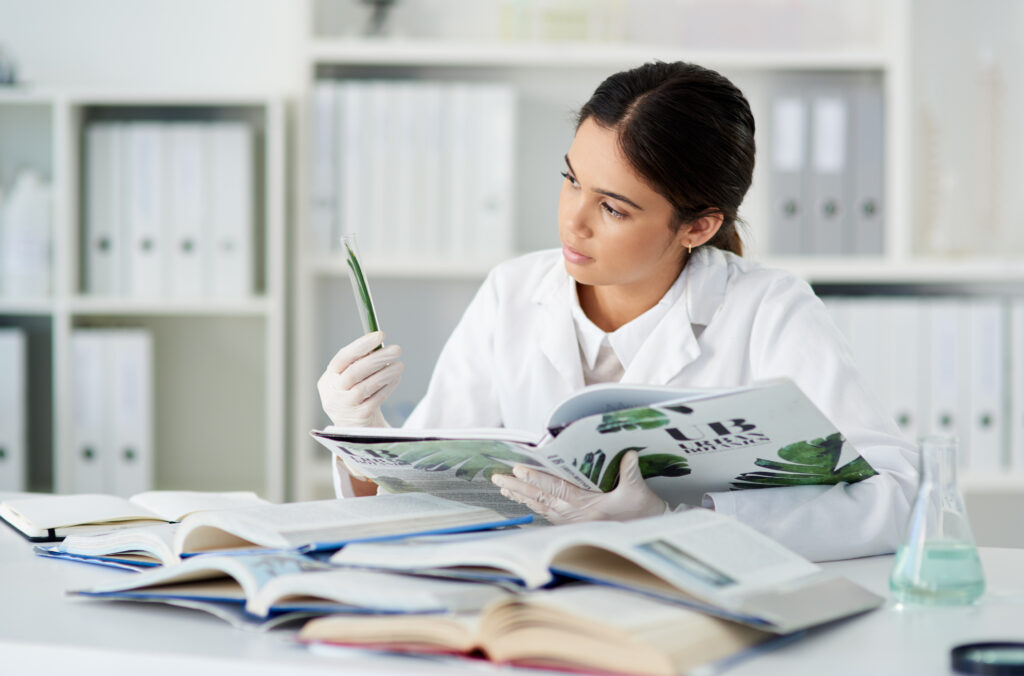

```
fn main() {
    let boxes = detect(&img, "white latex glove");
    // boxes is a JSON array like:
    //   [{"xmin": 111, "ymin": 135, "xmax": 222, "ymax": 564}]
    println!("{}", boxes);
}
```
[
  {"xmin": 318, "ymin": 331, "xmax": 403, "ymax": 427},
  {"xmin": 491, "ymin": 450, "xmax": 669, "ymax": 524}
]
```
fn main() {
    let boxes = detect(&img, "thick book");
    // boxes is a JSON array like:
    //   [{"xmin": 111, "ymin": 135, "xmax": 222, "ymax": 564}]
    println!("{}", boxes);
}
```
[
  {"xmin": 71, "ymin": 549, "xmax": 509, "ymax": 621},
  {"xmin": 0, "ymin": 490, "xmax": 267, "ymax": 542},
  {"xmin": 330, "ymin": 507, "xmax": 883, "ymax": 635},
  {"xmin": 299, "ymin": 584, "xmax": 773, "ymax": 676},
  {"xmin": 37, "ymin": 493, "xmax": 529, "ymax": 564},
  {"xmin": 311, "ymin": 378, "xmax": 878, "ymax": 517}
]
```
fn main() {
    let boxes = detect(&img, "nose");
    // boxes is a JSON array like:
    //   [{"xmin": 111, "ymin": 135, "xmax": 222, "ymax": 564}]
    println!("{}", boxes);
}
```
[{"xmin": 560, "ymin": 190, "xmax": 591, "ymax": 239}]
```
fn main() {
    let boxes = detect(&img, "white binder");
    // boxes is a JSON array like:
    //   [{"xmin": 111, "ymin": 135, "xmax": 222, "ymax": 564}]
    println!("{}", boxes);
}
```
[
  {"xmin": 1011, "ymin": 300, "xmax": 1024, "ymax": 473},
  {"xmin": 966, "ymin": 299, "xmax": 1006, "ymax": 473},
  {"xmin": 390, "ymin": 82, "xmax": 418, "ymax": 259},
  {"xmin": 414, "ymin": 83, "xmax": 444, "ymax": 257},
  {"xmin": 807, "ymin": 84, "xmax": 850, "ymax": 255},
  {"xmin": 84, "ymin": 123, "xmax": 123, "ymax": 296},
  {"xmin": 124, "ymin": 123, "xmax": 166, "ymax": 299},
  {"xmin": 844, "ymin": 298, "xmax": 889, "ymax": 414},
  {"xmin": 366, "ymin": 80, "xmax": 394, "ymax": 258},
  {"xmin": 445, "ymin": 83, "xmax": 474, "ymax": 258},
  {"xmin": 0, "ymin": 328, "xmax": 26, "ymax": 491},
  {"xmin": 338, "ymin": 80, "xmax": 368, "ymax": 253},
  {"xmin": 768, "ymin": 87, "xmax": 808, "ymax": 255},
  {"xmin": 924, "ymin": 299, "xmax": 971, "ymax": 466},
  {"xmin": 71, "ymin": 330, "xmax": 109, "ymax": 493},
  {"xmin": 850, "ymin": 76, "xmax": 885, "ymax": 255},
  {"xmin": 0, "ymin": 169, "xmax": 52, "ymax": 299},
  {"xmin": 206, "ymin": 122, "xmax": 253, "ymax": 299},
  {"xmin": 310, "ymin": 81, "xmax": 338, "ymax": 252},
  {"xmin": 884, "ymin": 298, "xmax": 925, "ymax": 444},
  {"xmin": 474, "ymin": 84, "xmax": 516, "ymax": 259},
  {"xmin": 166, "ymin": 123, "xmax": 206, "ymax": 299},
  {"xmin": 108, "ymin": 329, "xmax": 153, "ymax": 496}
]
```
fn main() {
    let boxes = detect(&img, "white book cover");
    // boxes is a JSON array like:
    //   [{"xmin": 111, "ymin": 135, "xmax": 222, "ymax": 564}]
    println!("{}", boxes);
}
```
[
  {"xmin": 884, "ymin": 298, "xmax": 925, "ymax": 444},
  {"xmin": 310, "ymin": 81, "xmax": 338, "ymax": 252},
  {"xmin": 123, "ymin": 122, "xmax": 166, "ymax": 299},
  {"xmin": 84, "ymin": 123, "xmax": 122, "ymax": 296},
  {"xmin": 925, "ymin": 299, "xmax": 972, "ymax": 467},
  {"xmin": 1011, "ymin": 300, "xmax": 1024, "ymax": 474},
  {"xmin": 71, "ymin": 330, "xmax": 109, "ymax": 493},
  {"xmin": 108, "ymin": 329, "xmax": 153, "ymax": 497},
  {"xmin": 967, "ymin": 299, "xmax": 1007, "ymax": 473},
  {"xmin": 206, "ymin": 122, "xmax": 253, "ymax": 299},
  {"xmin": 0, "ymin": 328, "xmax": 26, "ymax": 491},
  {"xmin": 165, "ymin": 123, "xmax": 206, "ymax": 299}
]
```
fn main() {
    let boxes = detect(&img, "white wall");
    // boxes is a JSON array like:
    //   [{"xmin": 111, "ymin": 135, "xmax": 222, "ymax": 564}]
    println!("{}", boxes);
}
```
[{"xmin": 0, "ymin": 0, "xmax": 302, "ymax": 94}]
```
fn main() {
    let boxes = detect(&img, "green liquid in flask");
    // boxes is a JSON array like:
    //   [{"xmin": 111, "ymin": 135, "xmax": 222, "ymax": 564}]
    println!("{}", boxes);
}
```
[{"xmin": 890, "ymin": 540, "xmax": 985, "ymax": 605}]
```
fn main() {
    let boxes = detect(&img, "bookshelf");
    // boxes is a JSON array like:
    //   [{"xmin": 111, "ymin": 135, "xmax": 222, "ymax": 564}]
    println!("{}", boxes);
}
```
[
  {"xmin": 289, "ymin": 0, "xmax": 934, "ymax": 499},
  {"xmin": 0, "ymin": 89, "xmax": 287, "ymax": 501}
]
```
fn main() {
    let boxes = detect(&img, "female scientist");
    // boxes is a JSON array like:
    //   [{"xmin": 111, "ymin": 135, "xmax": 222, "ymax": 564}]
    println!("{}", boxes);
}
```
[{"xmin": 318, "ymin": 61, "xmax": 918, "ymax": 562}]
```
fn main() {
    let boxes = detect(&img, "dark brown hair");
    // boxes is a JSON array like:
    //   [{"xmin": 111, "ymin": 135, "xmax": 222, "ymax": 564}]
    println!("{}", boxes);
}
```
[{"xmin": 576, "ymin": 61, "xmax": 756, "ymax": 256}]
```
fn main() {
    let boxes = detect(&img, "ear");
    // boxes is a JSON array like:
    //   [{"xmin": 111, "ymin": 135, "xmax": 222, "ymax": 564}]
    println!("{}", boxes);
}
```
[{"xmin": 678, "ymin": 210, "xmax": 725, "ymax": 249}]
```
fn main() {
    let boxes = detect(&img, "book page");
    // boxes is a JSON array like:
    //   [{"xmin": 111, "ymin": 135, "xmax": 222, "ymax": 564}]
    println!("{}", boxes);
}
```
[
  {"xmin": 129, "ymin": 491, "xmax": 269, "ymax": 521},
  {"xmin": 59, "ymin": 522, "xmax": 179, "ymax": 565},
  {"xmin": 176, "ymin": 493, "xmax": 519, "ymax": 552}
]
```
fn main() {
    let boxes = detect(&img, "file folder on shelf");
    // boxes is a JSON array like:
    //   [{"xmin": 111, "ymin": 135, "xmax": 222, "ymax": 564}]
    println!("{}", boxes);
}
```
[
  {"xmin": 84, "ymin": 123, "xmax": 123, "ymax": 296},
  {"xmin": 124, "ymin": 123, "xmax": 166, "ymax": 299},
  {"xmin": 166, "ymin": 123, "xmax": 206, "ymax": 300},
  {"xmin": 849, "ymin": 76, "xmax": 885, "ymax": 255},
  {"xmin": 108, "ymin": 330, "xmax": 154, "ymax": 497},
  {"xmin": 310, "ymin": 81, "xmax": 338, "ymax": 252},
  {"xmin": 966, "ymin": 299, "xmax": 1006, "ymax": 473},
  {"xmin": 71, "ymin": 331, "xmax": 108, "ymax": 493},
  {"xmin": 0, "ymin": 328, "xmax": 26, "ymax": 491},
  {"xmin": 884, "ymin": 299, "xmax": 925, "ymax": 444},
  {"xmin": 806, "ymin": 82, "xmax": 850, "ymax": 255},
  {"xmin": 768, "ymin": 86, "xmax": 808, "ymax": 255},
  {"xmin": 924, "ymin": 299, "xmax": 971, "ymax": 467},
  {"xmin": 1010, "ymin": 301, "xmax": 1024, "ymax": 474},
  {"xmin": 206, "ymin": 122, "xmax": 254, "ymax": 299}
]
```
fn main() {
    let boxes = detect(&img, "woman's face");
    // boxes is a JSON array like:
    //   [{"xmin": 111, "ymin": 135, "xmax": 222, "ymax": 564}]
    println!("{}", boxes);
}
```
[{"xmin": 558, "ymin": 118, "xmax": 685, "ymax": 294}]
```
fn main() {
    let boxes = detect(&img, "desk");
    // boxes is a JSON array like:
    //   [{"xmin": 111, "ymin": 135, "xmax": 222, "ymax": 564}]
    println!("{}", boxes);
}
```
[{"xmin": 2, "ymin": 520, "xmax": 1023, "ymax": 676}]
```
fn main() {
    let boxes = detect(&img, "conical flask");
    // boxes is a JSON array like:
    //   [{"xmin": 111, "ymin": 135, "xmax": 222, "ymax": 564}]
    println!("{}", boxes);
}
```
[{"xmin": 889, "ymin": 436, "xmax": 985, "ymax": 605}]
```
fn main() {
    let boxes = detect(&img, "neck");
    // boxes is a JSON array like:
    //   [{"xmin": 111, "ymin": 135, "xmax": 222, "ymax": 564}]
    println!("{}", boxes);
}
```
[{"xmin": 577, "ymin": 263, "xmax": 685, "ymax": 332}]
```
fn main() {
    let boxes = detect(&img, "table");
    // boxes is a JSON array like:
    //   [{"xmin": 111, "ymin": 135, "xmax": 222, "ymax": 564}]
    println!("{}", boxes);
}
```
[{"xmin": 2, "ymin": 519, "xmax": 1023, "ymax": 676}]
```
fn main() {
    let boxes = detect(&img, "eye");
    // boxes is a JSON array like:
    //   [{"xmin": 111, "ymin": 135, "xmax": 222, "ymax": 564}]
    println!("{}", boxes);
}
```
[
  {"xmin": 601, "ymin": 202, "xmax": 626, "ymax": 220},
  {"xmin": 560, "ymin": 170, "xmax": 579, "ymax": 188}
]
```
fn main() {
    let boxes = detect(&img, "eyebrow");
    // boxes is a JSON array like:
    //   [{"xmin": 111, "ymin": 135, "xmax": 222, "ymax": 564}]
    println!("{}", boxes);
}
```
[{"xmin": 564, "ymin": 154, "xmax": 644, "ymax": 211}]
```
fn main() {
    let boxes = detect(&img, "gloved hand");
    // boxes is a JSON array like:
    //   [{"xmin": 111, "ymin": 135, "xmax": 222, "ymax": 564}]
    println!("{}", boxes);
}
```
[
  {"xmin": 318, "ymin": 331, "xmax": 403, "ymax": 427},
  {"xmin": 491, "ymin": 450, "xmax": 669, "ymax": 524}
]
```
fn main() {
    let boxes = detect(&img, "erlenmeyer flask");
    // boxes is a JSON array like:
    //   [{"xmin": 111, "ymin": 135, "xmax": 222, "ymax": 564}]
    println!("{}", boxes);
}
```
[{"xmin": 889, "ymin": 436, "xmax": 985, "ymax": 605}]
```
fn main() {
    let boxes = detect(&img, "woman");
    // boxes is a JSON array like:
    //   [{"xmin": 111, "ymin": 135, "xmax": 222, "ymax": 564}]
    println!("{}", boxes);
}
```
[{"xmin": 318, "ymin": 61, "xmax": 918, "ymax": 562}]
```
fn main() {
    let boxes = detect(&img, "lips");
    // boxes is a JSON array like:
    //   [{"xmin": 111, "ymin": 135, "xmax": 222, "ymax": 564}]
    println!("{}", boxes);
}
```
[{"xmin": 562, "ymin": 243, "xmax": 592, "ymax": 264}]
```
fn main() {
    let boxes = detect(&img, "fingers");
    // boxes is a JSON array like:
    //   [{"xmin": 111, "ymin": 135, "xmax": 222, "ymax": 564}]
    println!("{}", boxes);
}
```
[
  {"xmin": 336, "ymin": 343, "xmax": 402, "ymax": 390},
  {"xmin": 326, "ymin": 331, "xmax": 386, "ymax": 374},
  {"xmin": 616, "ymin": 450, "xmax": 645, "ymax": 488},
  {"xmin": 492, "ymin": 473, "xmax": 563, "ymax": 518},
  {"xmin": 508, "ymin": 465, "xmax": 585, "ymax": 502}
]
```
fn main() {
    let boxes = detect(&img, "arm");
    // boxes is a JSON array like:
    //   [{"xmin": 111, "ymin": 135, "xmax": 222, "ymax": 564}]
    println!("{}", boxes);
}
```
[{"xmin": 703, "ymin": 277, "xmax": 919, "ymax": 561}]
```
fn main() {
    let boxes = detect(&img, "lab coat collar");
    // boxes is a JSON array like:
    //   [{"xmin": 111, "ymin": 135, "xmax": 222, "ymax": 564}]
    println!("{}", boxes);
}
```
[{"xmin": 531, "ymin": 247, "xmax": 731, "ymax": 388}]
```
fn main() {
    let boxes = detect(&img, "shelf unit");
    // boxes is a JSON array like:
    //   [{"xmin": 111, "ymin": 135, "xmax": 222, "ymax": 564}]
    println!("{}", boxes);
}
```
[
  {"xmin": 0, "ymin": 88, "xmax": 287, "ymax": 501},
  {"xmin": 290, "ymin": 1, "xmax": 922, "ymax": 500}
]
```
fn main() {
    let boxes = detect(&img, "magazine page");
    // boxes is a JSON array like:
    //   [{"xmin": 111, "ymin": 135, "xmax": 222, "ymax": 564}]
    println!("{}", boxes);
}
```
[
  {"xmin": 128, "ymin": 491, "xmax": 269, "ymax": 521},
  {"xmin": 311, "ymin": 435, "xmax": 581, "ymax": 518},
  {"xmin": 542, "ymin": 378, "xmax": 877, "ymax": 506}
]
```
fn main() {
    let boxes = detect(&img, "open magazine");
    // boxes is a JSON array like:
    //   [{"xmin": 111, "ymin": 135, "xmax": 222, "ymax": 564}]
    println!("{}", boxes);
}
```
[{"xmin": 311, "ymin": 378, "xmax": 877, "ymax": 516}]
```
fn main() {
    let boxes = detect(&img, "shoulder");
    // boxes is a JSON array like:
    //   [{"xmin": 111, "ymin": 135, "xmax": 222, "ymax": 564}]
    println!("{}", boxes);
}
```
[
  {"xmin": 484, "ymin": 249, "xmax": 565, "ymax": 298},
  {"xmin": 718, "ymin": 250, "xmax": 818, "ymax": 307}
]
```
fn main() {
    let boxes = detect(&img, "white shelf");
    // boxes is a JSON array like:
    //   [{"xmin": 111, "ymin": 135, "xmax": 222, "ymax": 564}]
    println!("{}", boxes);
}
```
[
  {"xmin": 304, "ymin": 254, "xmax": 501, "ymax": 279},
  {"xmin": 0, "ymin": 299, "xmax": 54, "ymax": 315},
  {"xmin": 962, "ymin": 474, "xmax": 1024, "ymax": 493},
  {"xmin": 308, "ymin": 39, "xmax": 893, "ymax": 71},
  {"xmin": 65, "ymin": 297, "xmax": 275, "ymax": 316},
  {"xmin": 767, "ymin": 257, "xmax": 1024, "ymax": 285}
]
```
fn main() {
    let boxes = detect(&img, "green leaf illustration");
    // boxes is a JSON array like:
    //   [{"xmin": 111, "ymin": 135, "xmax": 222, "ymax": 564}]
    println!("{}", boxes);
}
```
[
  {"xmin": 597, "ymin": 408, "xmax": 671, "ymax": 434},
  {"xmin": 730, "ymin": 433, "xmax": 878, "ymax": 489},
  {"xmin": 596, "ymin": 447, "xmax": 691, "ymax": 492},
  {"xmin": 392, "ymin": 441, "xmax": 543, "ymax": 482}
]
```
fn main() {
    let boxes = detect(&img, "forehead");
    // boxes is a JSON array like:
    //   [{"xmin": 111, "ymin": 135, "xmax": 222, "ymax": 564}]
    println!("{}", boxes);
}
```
[{"xmin": 568, "ymin": 118, "xmax": 660, "ymax": 201}]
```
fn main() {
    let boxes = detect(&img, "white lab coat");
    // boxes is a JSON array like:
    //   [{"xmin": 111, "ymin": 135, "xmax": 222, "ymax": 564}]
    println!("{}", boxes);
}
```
[{"xmin": 379, "ymin": 247, "xmax": 918, "ymax": 561}]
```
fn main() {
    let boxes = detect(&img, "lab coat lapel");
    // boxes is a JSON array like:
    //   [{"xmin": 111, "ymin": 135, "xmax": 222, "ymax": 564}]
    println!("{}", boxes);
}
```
[
  {"xmin": 622, "ymin": 247, "xmax": 730, "ymax": 386},
  {"xmin": 533, "ymin": 261, "xmax": 585, "ymax": 392}
]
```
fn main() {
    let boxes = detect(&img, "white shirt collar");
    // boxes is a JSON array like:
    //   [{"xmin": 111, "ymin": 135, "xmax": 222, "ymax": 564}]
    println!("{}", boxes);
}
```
[{"xmin": 570, "ymin": 266, "xmax": 689, "ymax": 371}]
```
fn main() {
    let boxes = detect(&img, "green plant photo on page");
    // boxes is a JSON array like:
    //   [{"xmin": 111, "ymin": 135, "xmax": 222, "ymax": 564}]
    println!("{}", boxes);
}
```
[{"xmin": 341, "ymin": 234, "xmax": 381, "ymax": 348}]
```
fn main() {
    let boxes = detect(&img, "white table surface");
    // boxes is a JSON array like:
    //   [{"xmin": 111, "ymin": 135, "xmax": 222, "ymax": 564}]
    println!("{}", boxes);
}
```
[{"xmin": 1, "ymin": 518, "xmax": 1023, "ymax": 676}]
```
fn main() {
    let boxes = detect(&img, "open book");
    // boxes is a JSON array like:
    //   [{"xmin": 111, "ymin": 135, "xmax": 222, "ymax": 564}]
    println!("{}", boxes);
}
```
[
  {"xmin": 72, "ymin": 550, "xmax": 510, "ymax": 620},
  {"xmin": 0, "ymin": 490, "xmax": 267, "ymax": 541},
  {"xmin": 312, "ymin": 378, "xmax": 878, "ymax": 517},
  {"xmin": 299, "ymin": 584, "xmax": 772, "ymax": 676},
  {"xmin": 37, "ymin": 493, "xmax": 529, "ymax": 565},
  {"xmin": 330, "ymin": 507, "xmax": 883, "ymax": 634}
]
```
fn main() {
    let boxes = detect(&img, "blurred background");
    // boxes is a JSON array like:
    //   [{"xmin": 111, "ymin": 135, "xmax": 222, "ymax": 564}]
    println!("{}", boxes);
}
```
[{"xmin": 0, "ymin": 0, "xmax": 1021, "ymax": 544}]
